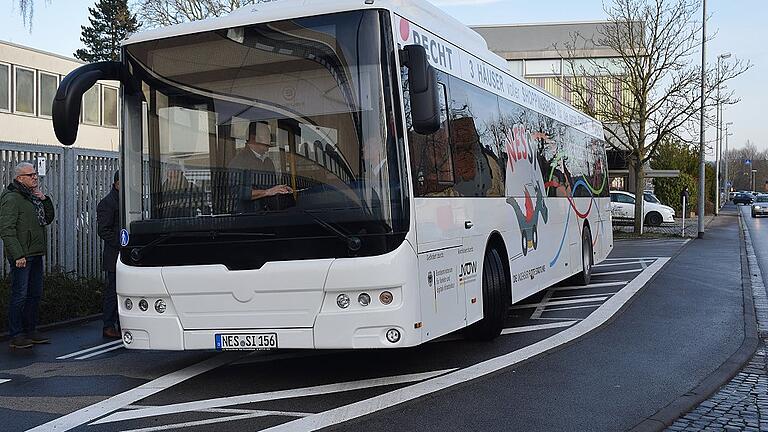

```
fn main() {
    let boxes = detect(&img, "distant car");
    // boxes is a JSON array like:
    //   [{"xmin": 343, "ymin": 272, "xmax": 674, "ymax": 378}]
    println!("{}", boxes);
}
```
[
  {"xmin": 733, "ymin": 193, "xmax": 754, "ymax": 205},
  {"xmin": 729, "ymin": 191, "xmax": 738, "ymax": 201},
  {"xmin": 752, "ymin": 195, "xmax": 768, "ymax": 217},
  {"xmin": 643, "ymin": 191, "xmax": 661, "ymax": 204},
  {"xmin": 610, "ymin": 190, "xmax": 675, "ymax": 226}
]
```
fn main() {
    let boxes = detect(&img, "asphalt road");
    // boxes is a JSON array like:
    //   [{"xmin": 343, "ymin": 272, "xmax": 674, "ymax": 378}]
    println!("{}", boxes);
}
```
[{"xmin": 0, "ymin": 220, "xmax": 744, "ymax": 432}]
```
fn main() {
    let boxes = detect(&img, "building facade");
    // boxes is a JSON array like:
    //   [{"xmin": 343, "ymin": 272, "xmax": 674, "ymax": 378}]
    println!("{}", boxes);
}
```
[{"xmin": 0, "ymin": 40, "xmax": 119, "ymax": 151}]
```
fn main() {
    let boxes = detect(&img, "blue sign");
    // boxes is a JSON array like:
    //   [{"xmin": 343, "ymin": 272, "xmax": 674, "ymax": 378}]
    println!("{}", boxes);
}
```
[
  {"xmin": 120, "ymin": 229, "xmax": 130, "ymax": 247},
  {"xmin": 746, "ymin": 159, "xmax": 752, "ymax": 165}
]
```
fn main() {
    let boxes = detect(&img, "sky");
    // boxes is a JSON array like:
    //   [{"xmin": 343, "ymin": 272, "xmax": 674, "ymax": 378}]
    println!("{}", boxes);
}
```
[{"xmin": 1, "ymin": 0, "xmax": 765, "ymax": 156}]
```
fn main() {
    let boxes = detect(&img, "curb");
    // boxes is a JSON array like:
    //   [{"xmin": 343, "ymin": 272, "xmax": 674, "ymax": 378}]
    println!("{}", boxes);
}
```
[
  {"xmin": 0, "ymin": 314, "xmax": 100, "ymax": 342},
  {"xmin": 628, "ymin": 210, "xmax": 760, "ymax": 432}
]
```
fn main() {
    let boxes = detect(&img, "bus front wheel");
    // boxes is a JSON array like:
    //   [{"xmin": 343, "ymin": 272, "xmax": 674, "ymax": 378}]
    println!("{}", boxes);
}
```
[{"xmin": 466, "ymin": 248, "xmax": 509, "ymax": 340}]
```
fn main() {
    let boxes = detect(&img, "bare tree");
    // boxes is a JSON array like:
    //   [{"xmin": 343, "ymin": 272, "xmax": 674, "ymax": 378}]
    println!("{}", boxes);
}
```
[
  {"xmin": 13, "ymin": 0, "xmax": 51, "ymax": 29},
  {"xmin": 134, "ymin": 0, "xmax": 255, "ymax": 28},
  {"xmin": 557, "ymin": 0, "xmax": 749, "ymax": 234}
]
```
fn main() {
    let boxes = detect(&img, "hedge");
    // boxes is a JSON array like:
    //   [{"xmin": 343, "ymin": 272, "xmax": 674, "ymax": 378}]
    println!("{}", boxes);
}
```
[{"xmin": 0, "ymin": 270, "xmax": 103, "ymax": 333}]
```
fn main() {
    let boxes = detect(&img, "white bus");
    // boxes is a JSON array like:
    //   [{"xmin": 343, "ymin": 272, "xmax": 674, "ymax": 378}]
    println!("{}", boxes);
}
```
[{"xmin": 53, "ymin": 0, "xmax": 612, "ymax": 351}]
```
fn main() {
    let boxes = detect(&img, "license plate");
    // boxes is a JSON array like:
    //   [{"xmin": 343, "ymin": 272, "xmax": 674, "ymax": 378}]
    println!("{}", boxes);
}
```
[{"xmin": 215, "ymin": 333, "xmax": 277, "ymax": 351}]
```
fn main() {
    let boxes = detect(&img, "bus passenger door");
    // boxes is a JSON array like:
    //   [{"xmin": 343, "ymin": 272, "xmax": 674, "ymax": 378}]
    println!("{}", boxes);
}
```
[{"xmin": 407, "ymin": 78, "xmax": 467, "ymax": 339}]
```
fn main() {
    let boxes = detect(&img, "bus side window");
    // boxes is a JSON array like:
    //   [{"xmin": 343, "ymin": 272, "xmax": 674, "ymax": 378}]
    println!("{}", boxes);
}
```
[{"xmin": 407, "ymin": 80, "xmax": 455, "ymax": 197}]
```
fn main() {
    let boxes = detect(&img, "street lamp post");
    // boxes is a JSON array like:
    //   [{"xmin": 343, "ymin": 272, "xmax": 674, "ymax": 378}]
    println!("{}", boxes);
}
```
[
  {"xmin": 752, "ymin": 169, "xmax": 757, "ymax": 193},
  {"xmin": 715, "ymin": 53, "xmax": 731, "ymax": 216},
  {"xmin": 725, "ymin": 122, "xmax": 733, "ymax": 197},
  {"xmin": 697, "ymin": 0, "xmax": 707, "ymax": 238}
]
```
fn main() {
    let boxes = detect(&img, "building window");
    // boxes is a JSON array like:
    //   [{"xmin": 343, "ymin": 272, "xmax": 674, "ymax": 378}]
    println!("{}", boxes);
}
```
[
  {"xmin": 82, "ymin": 84, "xmax": 100, "ymax": 125},
  {"xmin": 38, "ymin": 72, "xmax": 58, "ymax": 118},
  {"xmin": 525, "ymin": 59, "xmax": 562, "ymax": 76},
  {"xmin": 507, "ymin": 60, "xmax": 523, "ymax": 77},
  {"xmin": 14, "ymin": 66, "xmax": 36, "ymax": 115},
  {"xmin": 0, "ymin": 63, "xmax": 9, "ymax": 112},
  {"xmin": 102, "ymin": 86, "xmax": 118, "ymax": 127}
]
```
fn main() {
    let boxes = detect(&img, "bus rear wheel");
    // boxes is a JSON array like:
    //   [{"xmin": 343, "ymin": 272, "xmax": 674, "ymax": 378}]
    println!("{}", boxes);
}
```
[
  {"xmin": 573, "ymin": 227, "xmax": 593, "ymax": 286},
  {"xmin": 466, "ymin": 248, "xmax": 509, "ymax": 341}
]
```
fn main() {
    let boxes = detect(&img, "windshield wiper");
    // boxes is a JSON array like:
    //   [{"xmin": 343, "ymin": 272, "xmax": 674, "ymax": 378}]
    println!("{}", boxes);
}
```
[
  {"xmin": 300, "ymin": 209, "xmax": 362, "ymax": 252},
  {"xmin": 129, "ymin": 230, "xmax": 275, "ymax": 261}
]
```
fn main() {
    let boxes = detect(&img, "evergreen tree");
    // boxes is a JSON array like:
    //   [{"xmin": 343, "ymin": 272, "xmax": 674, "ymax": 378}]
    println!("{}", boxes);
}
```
[{"xmin": 74, "ymin": 0, "xmax": 139, "ymax": 62}]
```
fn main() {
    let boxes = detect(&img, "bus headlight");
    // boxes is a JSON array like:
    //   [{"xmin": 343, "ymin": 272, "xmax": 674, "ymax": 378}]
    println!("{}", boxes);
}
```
[
  {"xmin": 358, "ymin": 293, "xmax": 371, "ymax": 307},
  {"xmin": 139, "ymin": 299, "xmax": 148, "ymax": 312},
  {"xmin": 380, "ymin": 291, "xmax": 393, "ymax": 305},
  {"xmin": 124, "ymin": 298, "xmax": 133, "ymax": 310},
  {"xmin": 336, "ymin": 294, "xmax": 350, "ymax": 309},
  {"xmin": 123, "ymin": 331, "xmax": 133, "ymax": 345},
  {"xmin": 154, "ymin": 299, "xmax": 167, "ymax": 314}
]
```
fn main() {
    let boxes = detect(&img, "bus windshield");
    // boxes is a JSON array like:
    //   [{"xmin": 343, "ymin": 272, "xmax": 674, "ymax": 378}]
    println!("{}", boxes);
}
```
[{"xmin": 122, "ymin": 10, "xmax": 407, "ymax": 269}]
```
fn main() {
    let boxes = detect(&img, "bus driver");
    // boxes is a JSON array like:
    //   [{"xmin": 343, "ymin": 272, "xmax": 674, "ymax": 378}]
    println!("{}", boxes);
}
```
[{"xmin": 228, "ymin": 121, "xmax": 293, "ymax": 213}]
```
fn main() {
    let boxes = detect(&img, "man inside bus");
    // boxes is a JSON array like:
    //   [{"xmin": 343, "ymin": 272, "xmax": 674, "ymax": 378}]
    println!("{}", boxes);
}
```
[{"xmin": 228, "ymin": 121, "xmax": 293, "ymax": 213}]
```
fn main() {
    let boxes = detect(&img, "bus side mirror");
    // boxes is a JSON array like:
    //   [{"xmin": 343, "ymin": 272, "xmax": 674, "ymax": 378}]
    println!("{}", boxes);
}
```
[
  {"xmin": 53, "ymin": 61, "xmax": 129, "ymax": 146},
  {"xmin": 400, "ymin": 45, "xmax": 440, "ymax": 135}
]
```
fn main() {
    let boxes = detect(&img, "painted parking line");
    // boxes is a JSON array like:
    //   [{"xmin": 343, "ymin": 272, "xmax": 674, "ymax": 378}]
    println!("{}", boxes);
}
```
[
  {"xmin": 0, "ymin": 379, "xmax": 10, "ymax": 385},
  {"xmin": 56, "ymin": 340, "xmax": 123, "ymax": 360},
  {"xmin": 511, "ymin": 296, "xmax": 610, "ymax": 310},
  {"xmin": 92, "ymin": 369, "xmax": 457, "ymax": 425},
  {"xmin": 258, "ymin": 258, "xmax": 670, "ymax": 432},
  {"xmin": 591, "ymin": 268, "xmax": 644, "ymax": 276},
  {"xmin": 75, "ymin": 343, "xmax": 124, "ymax": 360},
  {"xmin": 552, "ymin": 281, "xmax": 628, "ymax": 291},
  {"xmin": 27, "ymin": 352, "xmax": 247, "ymax": 432},
  {"xmin": 603, "ymin": 257, "xmax": 668, "ymax": 261},
  {"xmin": 501, "ymin": 321, "xmax": 578, "ymax": 335},
  {"xmin": 119, "ymin": 410, "xmax": 314, "ymax": 432},
  {"xmin": 594, "ymin": 260, "xmax": 650, "ymax": 268}
]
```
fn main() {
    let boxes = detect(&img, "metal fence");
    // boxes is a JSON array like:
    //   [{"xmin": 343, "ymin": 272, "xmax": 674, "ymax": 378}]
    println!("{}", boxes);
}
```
[{"xmin": 0, "ymin": 141, "xmax": 118, "ymax": 280}]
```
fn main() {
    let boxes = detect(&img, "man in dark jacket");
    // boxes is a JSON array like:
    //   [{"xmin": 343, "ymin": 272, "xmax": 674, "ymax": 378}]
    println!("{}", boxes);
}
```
[
  {"xmin": 228, "ymin": 121, "xmax": 292, "ymax": 213},
  {"xmin": 97, "ymin": 171, "xmax": 121, "ymax": 339},
  {"xmin": 0, "ymin": 162, "xmax": 55, "ymax": 349}
]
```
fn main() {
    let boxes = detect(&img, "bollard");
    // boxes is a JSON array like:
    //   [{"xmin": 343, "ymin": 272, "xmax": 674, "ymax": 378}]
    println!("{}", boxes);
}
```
[{"xmin": 682, "ymin": 196, "xmax": 687, "ymax": 238}]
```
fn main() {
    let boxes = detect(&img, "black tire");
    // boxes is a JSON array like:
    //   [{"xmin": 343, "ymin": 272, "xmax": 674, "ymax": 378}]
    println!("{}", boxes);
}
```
[
  {"xmin": 532, "ymin": 224, "xmax": 539, "ymax": 250},
  {"xmin": 466, "ymin": 248, "xmax": 509, "ymax": 341},
  {"xmin": 574, "ymin": 227, "xmax": 593, "ymax": 286},
  {"xmin": 645, "ymin": 212, "xmax": 663, "ymax": 227}
]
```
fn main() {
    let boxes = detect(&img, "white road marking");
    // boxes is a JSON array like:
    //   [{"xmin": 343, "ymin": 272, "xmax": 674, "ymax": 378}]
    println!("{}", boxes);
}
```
[
  {"xmin": 118, "ymin": 410, "xmax": 313, "ymax": 432},
  {"xmin": 92, "ymin": 369, "xmax": 456, "ymax": 425},
  {"xmin": 530, "ymin": 289, "xmax": 555, "ymax": 319},
  {"xmin": 594, "ymin": 260, "xmax": 649, "ymax": 268},
  {"xmin": 258, "ymin": 258, "xmax": 670, "ymax": 432},
  {"xmin": 552, "ymin": 281, "xmax": 628, "ymax": 291},
  {"xmin": 74, "ymin": 344, "xmax": 124, "ymax": 360},
  {"xmin": 591, "ymin": 268, "xmax": 643, "ymax": 276},
  {"xmin": 542, "ymin": 304, "xmax": 605, "ymax": 313},
  {"xmin": 56, "ymin": 340, "xmax": 123, "ymax": 360},
  {"xmin": 603, "ymin": 256, "xmax": 668, "ymax": 261},
  {"xmin": 27, "ymin": 352, "xmax": 247, "ymax": 432},
  {"xmin": 0, "ymin": 379, "xmax": 10, "ymax": 385},
  {"xmin": 501, "ymin": 321, "xmax": 577, "ymax": 335},
  {"xmin": 552, "ymin": 293, "xmax": 613, "ymax": 301},
  {"xmin": 511, "ymin": 296, "xmax": 609, "ymax": 310}
]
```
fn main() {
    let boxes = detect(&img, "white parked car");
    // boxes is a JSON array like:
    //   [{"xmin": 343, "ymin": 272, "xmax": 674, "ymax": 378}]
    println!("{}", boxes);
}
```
[{"xmin": 610, "ymin": 190, "xmax": 675, "ymax": 226}]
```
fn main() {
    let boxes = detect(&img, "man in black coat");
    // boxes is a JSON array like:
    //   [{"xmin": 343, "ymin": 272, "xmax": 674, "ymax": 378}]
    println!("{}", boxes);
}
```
[{"xmin": 97, "ymin": 171, "xmax": 121, "ymax": 339}]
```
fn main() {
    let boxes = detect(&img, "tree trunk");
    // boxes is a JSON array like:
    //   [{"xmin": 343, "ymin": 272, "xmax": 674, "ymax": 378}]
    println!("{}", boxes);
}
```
[{"xmin": 632, "ymin": 158, "xmax": 645, "ymax": 235}]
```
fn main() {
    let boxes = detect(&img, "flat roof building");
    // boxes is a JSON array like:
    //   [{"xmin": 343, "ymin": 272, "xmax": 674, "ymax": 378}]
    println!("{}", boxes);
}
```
[{"xmin": 0, "ymin": 40, "xmax": 119, "ymax": 151}]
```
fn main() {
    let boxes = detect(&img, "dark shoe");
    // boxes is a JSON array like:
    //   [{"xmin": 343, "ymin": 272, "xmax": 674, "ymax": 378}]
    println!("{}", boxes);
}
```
[
  {"xmin": 102, "ymin": 327, "xmax": 120, "ymax": 339},
  {"xmin": 9, "ymin": 336, "xmax": 33, "ymax": 349},
  {"xmin": 27, "ymin": 332, "xmax": 50, "ymax": 344}
]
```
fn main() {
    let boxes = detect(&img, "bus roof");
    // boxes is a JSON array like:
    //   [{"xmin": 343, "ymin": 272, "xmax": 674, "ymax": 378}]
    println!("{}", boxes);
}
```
[
  {"xmin": 123, "ymin": 0, "xmax": 503, "ymax": 69},
  {"xmin": 123, "ymin": 0, "xmax": 605, "ymax": 140}
]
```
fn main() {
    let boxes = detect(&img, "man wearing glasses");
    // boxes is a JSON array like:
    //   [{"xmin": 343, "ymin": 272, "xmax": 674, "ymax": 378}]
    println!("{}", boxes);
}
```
[{"xmin": 0, "ymin": 162, "xmax": 55, "ymax": 349}]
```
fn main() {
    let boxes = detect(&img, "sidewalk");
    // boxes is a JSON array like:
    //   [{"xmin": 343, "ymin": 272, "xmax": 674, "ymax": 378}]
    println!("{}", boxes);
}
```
[
  {"xmin": 664, "ymin": 210, "xmax": 768, "ymax": 432},
  {"xmin": 614, "ymin": 214, "xmax": 716, "ymax": 237}
]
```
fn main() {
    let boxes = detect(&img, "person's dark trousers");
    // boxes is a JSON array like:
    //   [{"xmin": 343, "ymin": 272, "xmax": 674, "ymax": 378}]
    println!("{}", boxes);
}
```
[
  {"xmin": 103, "ymin": 271, "xmax": 118, "ymax": 330},
  {"xmin": 7, "ymin": 255, "xmax": 43, "ymax": 338}
]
